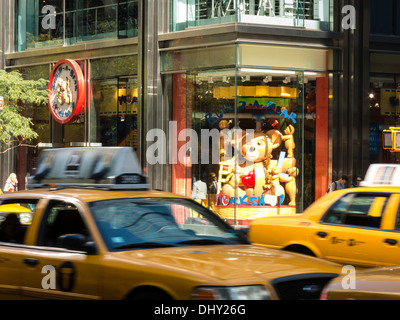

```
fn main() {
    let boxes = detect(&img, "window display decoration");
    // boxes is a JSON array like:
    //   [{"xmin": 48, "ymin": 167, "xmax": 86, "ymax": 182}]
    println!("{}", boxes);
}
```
[
  {"xmin": 48, "ymin": 59, "xmax": 86, "ymax": 124},
  {"xmin": 210, "ymin": 99, "xmax": 299, "ymax": 223},
  {"xmin": 218, "ymin": 125, "xmax": 298, "ymax": 205}
]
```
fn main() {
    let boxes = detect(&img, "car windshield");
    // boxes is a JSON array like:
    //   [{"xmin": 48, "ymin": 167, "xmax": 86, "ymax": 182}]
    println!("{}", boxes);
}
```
[{"xmin": 88, "ymin": 197, "xmax": 249, "ymax": 251}]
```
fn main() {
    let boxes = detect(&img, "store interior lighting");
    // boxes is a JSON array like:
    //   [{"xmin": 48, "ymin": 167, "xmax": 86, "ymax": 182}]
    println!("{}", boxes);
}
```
[
  {"xmin": 283, "ymin": 76, "xmax": 291, "ymax": 84},
  {"xmin": 223, "ymin": 76, "xmax": 231, "ymax": 83},
  {"xmin": 263, "ymin": 76, "xmax": 273, "ymax": 83}
]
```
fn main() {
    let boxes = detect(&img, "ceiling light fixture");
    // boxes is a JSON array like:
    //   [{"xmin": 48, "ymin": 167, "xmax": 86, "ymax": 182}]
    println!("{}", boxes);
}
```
[
  {"xmin": 283, "ymin": 76, "xmax": 291, "ymax": 84},
  {"xmin": 263, "ymin": 76, "xmax": 273, "ymax": 83},
  {"xmin": 240, "ymin": 68, "xmax": 296, "ymax": 75}
]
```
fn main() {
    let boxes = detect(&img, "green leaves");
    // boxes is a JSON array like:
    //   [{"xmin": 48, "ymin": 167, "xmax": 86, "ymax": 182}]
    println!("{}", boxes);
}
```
[{"xmin": 0, "ymin": 70, "xmax": 48, "ymax": 150}]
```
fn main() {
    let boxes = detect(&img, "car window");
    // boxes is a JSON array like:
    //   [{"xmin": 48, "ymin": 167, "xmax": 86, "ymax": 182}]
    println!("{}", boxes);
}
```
[
  {"xmin": 37, "ymin": 200, "xmax": 91, "ymax": 248},
  {"xmin": 0, "ymin": 199, "xmax": 39, "ymax": 244},
  {"xmin": 89, "ymin": 197, "xmax": 249, "ymax": 251},
  {"xmin": 321, "ymin": 193, "xmax": 390, "ymax": 229},
  {"xmin": 395, "ymin": 204, "xmax": 400, "ymax": 231}
]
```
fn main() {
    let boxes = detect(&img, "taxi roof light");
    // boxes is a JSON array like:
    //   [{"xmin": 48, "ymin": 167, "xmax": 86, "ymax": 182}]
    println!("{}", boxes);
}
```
[
  {"xmin": 361, "ymin": 163, "xmax": 400, "ymax": 187},
  {"xmin": 28, "ymin": 147, "xmax": 149, "ymax": 191}
]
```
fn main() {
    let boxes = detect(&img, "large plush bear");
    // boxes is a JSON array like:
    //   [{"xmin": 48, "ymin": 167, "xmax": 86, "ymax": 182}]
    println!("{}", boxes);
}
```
[
  {"xmin": 221, "ymin": 130, "xmax": 282, "ymax": 198},
  {"xmin": 220, "ymin": 126, "xmax": 298, "ymax": 207}
]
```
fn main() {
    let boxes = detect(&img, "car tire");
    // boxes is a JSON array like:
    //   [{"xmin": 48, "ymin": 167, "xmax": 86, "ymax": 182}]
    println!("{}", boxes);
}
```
[
  {"xmin": 284, "ymin": 245, "xmax": 316, "ymax": 257},
  {"xmin": 128, "ymin": 288, "xmax": 172, "ymax": 300}
]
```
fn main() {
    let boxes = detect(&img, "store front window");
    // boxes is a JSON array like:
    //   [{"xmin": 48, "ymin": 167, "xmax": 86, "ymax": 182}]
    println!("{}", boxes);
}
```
[
  {"xmin": 369, "ymin": 74, "xmax": 400, "ymax": 164},
  {"xmin": 90, "ymin": 55, "xmax": 140, "ymax": 156},
  {"xmin": 15, "ymin": 0, "xmax": 138, "ymax": 52},
  {"xmin": 12, "ymin": 55, "xmax": 140, "ymax": 184},
  {"xmin": 161, "ymin": 44, "xmax": 330, "ymax": 222},
  {"xmin": 369, "ymin": 52, "xmax": 400, "ymax": 165},
  {"xmin": 169, "ymin": 0, "xmax": 332, "ymax": 32}
]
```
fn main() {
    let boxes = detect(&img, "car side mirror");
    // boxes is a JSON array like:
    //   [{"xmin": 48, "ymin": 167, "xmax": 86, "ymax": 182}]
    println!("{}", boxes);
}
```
[{"xmin": 57, "ymin": 234, "xmax": 97, "ymax": 255}]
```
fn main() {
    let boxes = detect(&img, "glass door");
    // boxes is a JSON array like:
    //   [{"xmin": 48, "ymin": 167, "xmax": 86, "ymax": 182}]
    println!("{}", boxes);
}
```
[{"xmin": 117, "ymin": 77, "xmax": 139, "ymax": 151}]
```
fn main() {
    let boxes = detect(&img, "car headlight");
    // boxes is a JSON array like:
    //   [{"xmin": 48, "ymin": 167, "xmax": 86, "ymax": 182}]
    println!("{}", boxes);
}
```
[
  {"xmin": 19, "ymin": 213, "xmax": 32, "ymax": 225},
  {"xmin": 191, "ymin": 285, "xmax": 271, "ymax": 300}
]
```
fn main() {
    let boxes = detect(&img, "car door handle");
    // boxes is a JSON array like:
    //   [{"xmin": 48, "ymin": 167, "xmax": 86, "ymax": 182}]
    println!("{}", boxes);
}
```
[
  {"xmin": 317, "ymin": 232, "xmax": 328, "ymax": 238},
  {"xmin": 23, "ymin": 258, "xmax": 39, "ymax": 266},
  {"xmin": 384, "ymin": 239, "xmax": 398, "ymax": 246}
]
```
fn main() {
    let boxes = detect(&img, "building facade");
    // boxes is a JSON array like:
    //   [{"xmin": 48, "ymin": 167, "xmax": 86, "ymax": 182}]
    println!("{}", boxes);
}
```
[{"xmin": 0, "ymin": 0, "xmax": 394, "ymax": 221}]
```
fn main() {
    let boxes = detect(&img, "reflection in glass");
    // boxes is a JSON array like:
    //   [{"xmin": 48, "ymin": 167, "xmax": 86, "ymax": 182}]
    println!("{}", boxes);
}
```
[
  {"xmin": 170, "ymin": 0, "xmax": 331, "ymax": 32},
  {"xmin": 16, "ymin": 0, "xmax": 139, "ymax": 51},
  {"xmin": 89, "ymin": 198, "xmax": 248, "ymax": 251}
]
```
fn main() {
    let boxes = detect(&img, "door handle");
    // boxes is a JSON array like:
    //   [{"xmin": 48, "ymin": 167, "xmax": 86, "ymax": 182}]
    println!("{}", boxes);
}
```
[
  {"xmin": 384, "ymin": 239, "xmax": 398, "ymax": 246},
  {"xmin": 23, "ymin": 258, "xmax": 39, "ymax": 266},
  {"xmin": 317, "ymin": 232, "xmax": 328, "ymax": 238}
]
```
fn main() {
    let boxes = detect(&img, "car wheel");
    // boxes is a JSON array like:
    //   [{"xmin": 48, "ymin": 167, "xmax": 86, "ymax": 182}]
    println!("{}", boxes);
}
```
[
  {"xmin": 284, "ymin": 245, "xmax": 316, "ymax": 257},
  {"xmin": 128, "ymin": 288, "xmax": 172, "ymax": 300}
]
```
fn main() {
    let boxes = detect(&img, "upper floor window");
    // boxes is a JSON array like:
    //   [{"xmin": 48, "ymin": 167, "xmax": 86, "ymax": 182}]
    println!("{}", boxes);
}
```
[
  {"xmin": 169, "ymin": 0, "xmax": 332, "ymax": 32},
  {"xmin": 15, "ymin": 0, "xmax": 138, "ymax": 52},
  {"xmin": 370, "ymin": 0, "xmax": 400, "ymax": 36}
]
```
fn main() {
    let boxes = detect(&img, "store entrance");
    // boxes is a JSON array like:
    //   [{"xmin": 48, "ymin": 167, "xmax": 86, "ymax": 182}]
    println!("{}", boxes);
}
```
[{"xmin": 97, "ymin": 76, "xmax": 139, "ymax": 150}]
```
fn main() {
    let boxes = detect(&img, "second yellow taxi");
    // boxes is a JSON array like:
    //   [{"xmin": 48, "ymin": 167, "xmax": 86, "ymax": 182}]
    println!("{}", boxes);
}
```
[{"xmin": 249, "ymin": 181, "xmax": 400, "ymax": 268}]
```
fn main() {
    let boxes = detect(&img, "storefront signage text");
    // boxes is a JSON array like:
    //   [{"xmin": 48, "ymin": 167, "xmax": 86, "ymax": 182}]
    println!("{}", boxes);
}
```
[
  {"xmin": 205, "ymin": 100, "xmax": 297, "ymax": 125},
  {"xmin": 118, "ymin": 95, "xmax": 138, "ymax": 105},
  {"xmin": 218, "ymin": 194, "xmax": 285, "ymax": 207}
]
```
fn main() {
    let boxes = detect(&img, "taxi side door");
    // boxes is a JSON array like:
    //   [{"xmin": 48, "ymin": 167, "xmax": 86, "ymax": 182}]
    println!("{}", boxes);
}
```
[
  {"xmin": 381, "ymin": 194, "xmax": 400, "ymax": 266},
  {"xmin": 0, "ymin": 197, "xmax": 39, "ymax": 299},
  {"xmin": 20, "ymin": 199, "xmax": 102, "ymax": 300},
  {"xmin": 0, "ymin": 244, "xmax": 24, "ymax": 299},
  {"xmin": 312, "ymin": 192, "xmax": 393, "ymax": 268}
]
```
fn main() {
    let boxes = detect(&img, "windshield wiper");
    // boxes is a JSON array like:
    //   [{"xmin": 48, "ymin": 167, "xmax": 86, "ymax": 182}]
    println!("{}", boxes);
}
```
[
  {"xmin": 114, "ymin": 242, "xmax": 176, "ymax": 250},
  {"xmin": 176, "ymin": 239, "xmax": 227, "ymax": 246}
]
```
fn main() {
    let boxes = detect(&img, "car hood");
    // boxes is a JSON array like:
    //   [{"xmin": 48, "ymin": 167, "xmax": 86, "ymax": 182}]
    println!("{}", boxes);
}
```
[{"xmin": 112, "ymin": 244, "xmax": 341, "ymax": 281}]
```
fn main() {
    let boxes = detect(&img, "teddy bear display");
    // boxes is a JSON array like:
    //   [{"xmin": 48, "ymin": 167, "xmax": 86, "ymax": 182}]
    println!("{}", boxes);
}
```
[{"xmin": 219, "ymin": 124, "xmax": 298, "ymax": 207}]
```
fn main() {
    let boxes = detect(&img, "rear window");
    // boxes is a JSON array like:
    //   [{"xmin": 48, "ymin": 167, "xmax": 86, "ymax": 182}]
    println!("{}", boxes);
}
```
[{"xmin": 321, "ymin": 193, "xmax": 391, "ymax": 229}]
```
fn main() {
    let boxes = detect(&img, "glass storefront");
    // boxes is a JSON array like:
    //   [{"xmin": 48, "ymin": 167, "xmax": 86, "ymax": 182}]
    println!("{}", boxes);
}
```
[
  {"xmin": 15, "ymin": 0, "xmax": 138, "ymax": 51},
  {"xmin": 160, "ymin": 44, "xmax": 331, "ymax": 222},
  {"xmin": 369, "ymin": 53, "xmax": 400, "ymax": 166},
  {"xmin": 90, "ymin": 55, "xmax": 140, "ymax": 154},
  {"xmin": 14, "ymin": 54, "xmax": 140, "ymax": 187},
  {"xmin": 369, "ymin": 74, "xmax": 400, "ymax": 164},
  {"xmin": 169, "ymin": 0, "xmax": 332, "ymax": 32},
  {"xmin": 11, "ymin": 0, "xmax": 334, "ymax": 217}
]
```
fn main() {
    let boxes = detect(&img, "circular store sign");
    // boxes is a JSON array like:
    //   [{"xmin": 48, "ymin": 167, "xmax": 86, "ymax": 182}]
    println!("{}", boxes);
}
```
[{"xmin": 48, "ymin": 59, "xmax": 85, "ymax": 124}]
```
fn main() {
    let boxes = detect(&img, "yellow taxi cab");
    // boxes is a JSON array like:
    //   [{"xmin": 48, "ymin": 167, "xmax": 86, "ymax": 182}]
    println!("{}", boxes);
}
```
[
  {"xmin": 321, "ymin": 266, "xmax": 400, "ymax": 300},
  {"xmin": 0, "ymin": 147, "xmax": 343, "ymax": 300},
  {"xmin": 249, "ymin": 164, "xmax": 400, "ymax": 268},
  {"xmin": 0, "ymin": 204, "xmax": 33, "ymax": 226}
]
